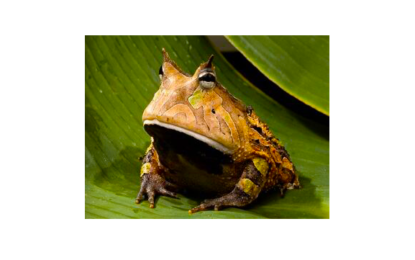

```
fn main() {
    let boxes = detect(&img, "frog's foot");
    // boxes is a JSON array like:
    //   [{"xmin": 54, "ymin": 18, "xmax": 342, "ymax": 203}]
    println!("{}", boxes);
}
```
[
  {"xmin": 189, "ymin": 158, "xmax": 270, "ymax": 214},
  {"xmin": 135, "ymin": 173, "xmax": 178, "ymax": 208},
  {"xmin": 189, "ymin": 188, "xmax": 252, "ymax": 213}
]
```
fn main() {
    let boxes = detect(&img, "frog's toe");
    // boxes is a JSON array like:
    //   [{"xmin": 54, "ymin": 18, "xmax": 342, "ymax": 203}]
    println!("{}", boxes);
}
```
[
  {"xmin": 188, "ymin": 204, "xmax": 207, "ymax": 214},
  {"xmin": 158, "ymin": 187, "xmax": 178, "ymax": 198},
  {"xmin": 189, "ymin": 188, "xmax": 254, "ymax": 214},
  {"xmin": 135, "ymin": 174, "xmax": 178, "ymax": 208},
  {"xmin": 188, "ymin": 198, "xmax": 224, "ymax": 213}
]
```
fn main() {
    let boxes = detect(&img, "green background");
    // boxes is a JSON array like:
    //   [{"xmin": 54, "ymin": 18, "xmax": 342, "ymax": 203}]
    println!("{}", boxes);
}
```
[
  {"xmin": 227, "ymin": 36, "xmax": 329, "ymax": 115},
  {"xmin": 85, "ymin": 36, "xmax": 329, "ymax": 218}
]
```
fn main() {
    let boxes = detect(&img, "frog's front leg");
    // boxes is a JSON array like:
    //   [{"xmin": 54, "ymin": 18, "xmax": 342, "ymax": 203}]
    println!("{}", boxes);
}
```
[
  {"xmin": 189, "ymin": 157, "xmax": 269, "ymax": 213},
  {"xmin": 135, "ymin": 143, "xmax": 178, "ymax": 208}
]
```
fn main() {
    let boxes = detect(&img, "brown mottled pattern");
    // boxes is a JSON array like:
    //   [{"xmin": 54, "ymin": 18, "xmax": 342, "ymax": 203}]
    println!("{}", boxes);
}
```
[
  {"xmin": 163, "ymin": 104, "xmax": 196, "ymax": 125},
  {"xmin": 137, "ymin": 50, "xmax": 300, "ymax": 212},
  {"xmin": 142, "ymin": 54, "xmax": 299, "ymax": 192},
  {"xmin": 142, "ymin": 56, "xmax": 249, "ymax": 152},
  {"xmin": 246, "ymin": 109, "xmax": 300, "ymax": 191}
]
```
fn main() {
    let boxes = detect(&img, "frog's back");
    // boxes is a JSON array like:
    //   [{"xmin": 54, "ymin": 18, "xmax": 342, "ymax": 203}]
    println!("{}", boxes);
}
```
[{"xmin": 246, "ymin": 108, "xmax": 300, "ymax": 192}]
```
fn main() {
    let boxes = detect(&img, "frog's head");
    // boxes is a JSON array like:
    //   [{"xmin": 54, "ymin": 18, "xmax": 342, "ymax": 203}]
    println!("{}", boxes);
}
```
[{"xmin": 142, "ymin": 49, "xmax": 248, "ymax": 155}]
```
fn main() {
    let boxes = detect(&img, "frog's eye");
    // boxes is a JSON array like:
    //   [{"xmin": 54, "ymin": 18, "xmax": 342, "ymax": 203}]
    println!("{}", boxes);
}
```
[
  {"xmin": 199, "ymin": 73, "xmax": 215, "ymax": 82},
  {"xmin": 199, "ymin": 70, "xmax": 216, "ymax": 89},
  {"xmin": 158, "ymin": 65, "xmax": 164, "ymax": 80}
]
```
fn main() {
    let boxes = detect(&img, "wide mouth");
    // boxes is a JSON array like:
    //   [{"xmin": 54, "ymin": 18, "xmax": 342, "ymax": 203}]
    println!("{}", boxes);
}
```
[{"xmin": 143, "ymin": 119, "xmax": 232, "ymax": 154}]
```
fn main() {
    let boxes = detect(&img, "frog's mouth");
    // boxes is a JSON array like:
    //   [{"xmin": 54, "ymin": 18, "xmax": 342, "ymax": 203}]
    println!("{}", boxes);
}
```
[{"xmin": 143, "ymin": 119, "xmax": 232, "ymax": 155}]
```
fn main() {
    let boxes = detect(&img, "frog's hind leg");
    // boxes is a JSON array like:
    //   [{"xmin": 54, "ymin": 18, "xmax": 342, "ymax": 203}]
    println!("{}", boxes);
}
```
[
  {"xmin": 189, "ymin": 158, "xmax": 268, "ymax": 214},
  {"xmin": 135, "ymin": 143, "xmax": 178, "ymax": 208}
]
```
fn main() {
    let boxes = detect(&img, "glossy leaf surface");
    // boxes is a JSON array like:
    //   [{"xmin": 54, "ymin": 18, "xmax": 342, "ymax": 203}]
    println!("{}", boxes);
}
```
[
  {"xmin": 226, "ymin": 36, "xmax": 329, "ymax": 115},
  {"xmin": 85, "ymin": 36, "xmax": 329, "ymax": 219}
]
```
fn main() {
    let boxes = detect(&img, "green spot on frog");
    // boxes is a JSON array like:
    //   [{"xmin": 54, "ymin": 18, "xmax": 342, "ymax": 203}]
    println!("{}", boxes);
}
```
[
  {"xmin": 224, "ymin": 114, "xmax": 231, "ymax": 122},
  {"xmin": 188, "ymin": 88, "xmax": 204, "ymax": 109}
]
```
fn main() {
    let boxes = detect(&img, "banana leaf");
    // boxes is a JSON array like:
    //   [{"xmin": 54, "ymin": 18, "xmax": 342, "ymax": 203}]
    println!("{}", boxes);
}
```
[
  {"xmin": 85, "ymin": 36, "xmax": 329, "ymax": 219},
  {"xmin": 226, "ymin": 36, "xmax": 329, "ymax": 115}
]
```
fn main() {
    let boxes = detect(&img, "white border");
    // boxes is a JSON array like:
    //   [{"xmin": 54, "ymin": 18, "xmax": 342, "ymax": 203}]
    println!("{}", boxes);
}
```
[{"xmin": 1, "ymin": 1, "xmax": 415, "ymax": 260}]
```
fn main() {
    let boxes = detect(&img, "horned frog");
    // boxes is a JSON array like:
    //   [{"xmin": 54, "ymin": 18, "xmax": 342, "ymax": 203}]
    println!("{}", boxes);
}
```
[{"xmin": 136, "ymin": 49, "xmax": 300, "ymax": 213}]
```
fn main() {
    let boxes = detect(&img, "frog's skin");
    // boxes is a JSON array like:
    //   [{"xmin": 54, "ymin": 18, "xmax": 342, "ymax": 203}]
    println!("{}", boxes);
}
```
[{"xmin": 136, "ymin": 49, "xmax": 300, "ymax": 213}]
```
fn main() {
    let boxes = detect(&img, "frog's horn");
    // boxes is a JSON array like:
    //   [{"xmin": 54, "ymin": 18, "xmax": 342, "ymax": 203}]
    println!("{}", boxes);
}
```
[
  {"xmin": 162, "ymin": 48, "xmax": 171, "ymax": 62},
  {"xmin": 206, "ymin": 54, "xmax": 214, "ymax": 68},
  {"xmin": 161, "ymin": 48, "xmax": 188, "ymax": 76}
]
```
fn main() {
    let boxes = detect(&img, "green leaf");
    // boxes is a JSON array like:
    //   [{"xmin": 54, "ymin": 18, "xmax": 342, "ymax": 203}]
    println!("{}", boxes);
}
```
[
  {"xmin": 85, "ymin": 36, "xmax": 329, "ymax": 219},
  {"xmin": 226, "ymin": 36, "xmax": 330, "ymax": 115}
]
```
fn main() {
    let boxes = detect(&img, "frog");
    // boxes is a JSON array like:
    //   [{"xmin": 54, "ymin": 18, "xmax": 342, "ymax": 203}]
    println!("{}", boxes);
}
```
[{"xmin": 135, "ymin": 49, "xmax": 300, "ymax": 213}]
